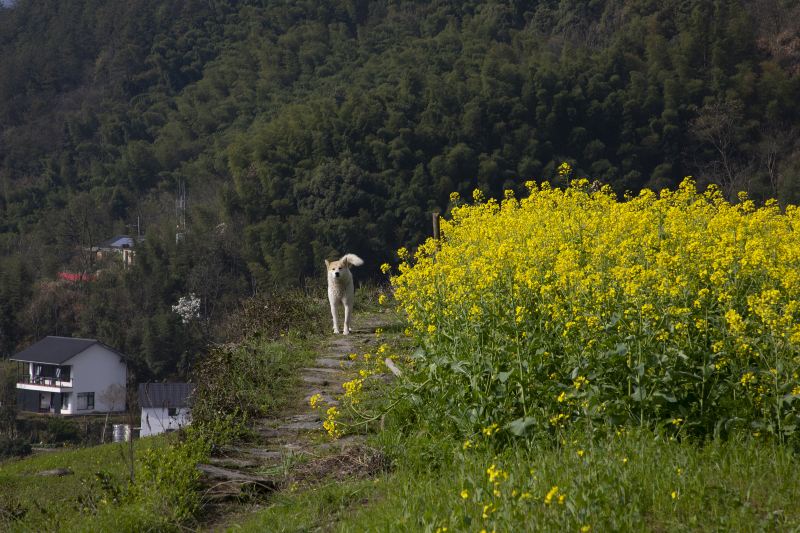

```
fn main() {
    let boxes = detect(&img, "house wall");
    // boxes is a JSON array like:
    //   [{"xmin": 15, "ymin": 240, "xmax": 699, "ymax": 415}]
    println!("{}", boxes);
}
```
[
  {"xmin": 140, "ymin": 407, "xmax": 191, "ymax": 437},
  {"xmin": 69, "ymin": 345, "xmax": 127, "ymax": 414}
]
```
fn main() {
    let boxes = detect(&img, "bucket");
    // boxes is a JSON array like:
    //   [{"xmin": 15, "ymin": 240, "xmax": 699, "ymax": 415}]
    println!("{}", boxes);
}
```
[{"xmin": 112, "ymin": 424, "xmax": 131, "ymax": 443}]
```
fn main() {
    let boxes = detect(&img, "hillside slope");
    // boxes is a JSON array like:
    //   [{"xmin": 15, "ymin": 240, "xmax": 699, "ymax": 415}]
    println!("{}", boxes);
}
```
[{"xmin": 0, "ymin": 0, "xmax": 798, "ymax": 373}]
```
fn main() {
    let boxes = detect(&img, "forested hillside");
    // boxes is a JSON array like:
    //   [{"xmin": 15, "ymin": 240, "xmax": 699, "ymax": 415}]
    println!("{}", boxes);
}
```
[{"xmin": 0, "ymin": 0, "xmax": 798, "ymax": 379}]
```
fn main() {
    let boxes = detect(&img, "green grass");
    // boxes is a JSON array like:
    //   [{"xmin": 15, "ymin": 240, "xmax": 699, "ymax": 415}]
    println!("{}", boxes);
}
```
[
  {"xmin": 229, "ymin": 479, "xmax": 379, "ymax": 533},
  {"xmin": 231, "ymin": 427, "xmax": 800, "ymax": 532},
  {"xmin": 0, "ymin": 435, "xmax": 170, "ymax": 532}
]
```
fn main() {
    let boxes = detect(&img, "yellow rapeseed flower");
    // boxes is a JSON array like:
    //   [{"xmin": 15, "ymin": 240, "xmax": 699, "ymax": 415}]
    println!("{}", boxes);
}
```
[
  {"xmin": 486, "ymin": 463, "xmax": 506, "ymax": 482},
  {"xmin": 323, "ymin": 406, "xmax": 341, "ymax": 438},
  {"xmin": 308, "ymin": 393, "xmax": 322, "ymax": 409},
  {"xmin": 740, "ymin": 372, "xmax": 756, "ymax": 386},
  {"xmin": 544, "ymin": 485, "xmax": 559, "ymax": 505}
]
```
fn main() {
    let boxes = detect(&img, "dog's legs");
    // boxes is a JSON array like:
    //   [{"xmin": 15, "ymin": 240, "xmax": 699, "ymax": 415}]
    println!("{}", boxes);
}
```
[
  {"xmin": 329, "ymin": 299, "xmax": 340, "ymax": 334},
  {"xmin": 342, "ymin": 298, "xmax": 351, "ymax": 335}
]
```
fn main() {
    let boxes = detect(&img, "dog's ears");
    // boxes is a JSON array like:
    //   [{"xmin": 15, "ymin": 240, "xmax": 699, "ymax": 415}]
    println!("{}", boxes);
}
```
[
  {"xmin": 341, "ymin": 257, "xmax": 349, "ymax": 268},
  {"xmin": 324, "ymin": 259, "xmax": 330, "ymax": 268}
]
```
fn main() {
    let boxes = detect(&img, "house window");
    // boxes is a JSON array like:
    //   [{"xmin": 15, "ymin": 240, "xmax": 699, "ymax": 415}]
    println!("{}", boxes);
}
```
[
  {"xmin": 61, "ymin": 393, "xmax": 70, "ymax": 410},
  {"xmin": 168, "ymin": 407, "xmax": 178, "ymax": 417},
  {"xmin": 77, "ymin": 392, "xmax": 95, "ymax": 410}
]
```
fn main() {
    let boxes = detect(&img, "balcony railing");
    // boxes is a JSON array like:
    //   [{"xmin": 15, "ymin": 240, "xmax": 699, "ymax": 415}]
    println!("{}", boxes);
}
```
[{"xmin": 18, "ymin": 375, "xmax": 73, "ymax": 388}]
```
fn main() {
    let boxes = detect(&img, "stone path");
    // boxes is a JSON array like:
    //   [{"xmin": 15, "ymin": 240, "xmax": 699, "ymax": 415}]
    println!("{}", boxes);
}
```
[{"xmin": 198, "ymin": 311, "xmax": 393, "ymax": 528}]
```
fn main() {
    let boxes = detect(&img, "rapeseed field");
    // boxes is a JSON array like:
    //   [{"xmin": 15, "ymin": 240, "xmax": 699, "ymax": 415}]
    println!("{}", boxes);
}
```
[{"xmin": 391, "ymin": 171, "xmax": 800, "ymax": 441}]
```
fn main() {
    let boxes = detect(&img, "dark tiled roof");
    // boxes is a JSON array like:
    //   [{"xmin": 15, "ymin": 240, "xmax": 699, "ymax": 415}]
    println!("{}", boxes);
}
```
[
  {"xmin": 10, "ymin": 336, "xmax": 103, "ymax": 364},
  {"xmin": 95, "ymin": 235, "xmax": 142, "ymax": 250},
  {"xmin": 138, "ymin": 383, "xmax": 195, "ymax": 409}
]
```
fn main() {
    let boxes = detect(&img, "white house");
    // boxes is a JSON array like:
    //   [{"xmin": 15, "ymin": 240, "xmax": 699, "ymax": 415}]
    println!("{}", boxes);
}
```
[
  {"xmin": 11, "ymin": 337, "xmax": 127, "ymax": 415},
  {"xmin": 139, "ymin": 382, "xmax": 194, "ymax": 437}
]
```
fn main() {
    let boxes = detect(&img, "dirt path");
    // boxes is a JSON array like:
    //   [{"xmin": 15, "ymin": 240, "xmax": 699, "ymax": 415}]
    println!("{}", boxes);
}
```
[{"xmin": 199, "ymin": 310, "xmax": 394, "ymax": 530}]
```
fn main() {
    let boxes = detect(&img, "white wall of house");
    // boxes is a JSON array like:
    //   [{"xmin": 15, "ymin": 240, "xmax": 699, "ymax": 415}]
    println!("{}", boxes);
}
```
[
  {"xmin": 140, "ymin": 406, "xmax": 191, "ymax": 437},
  {"xmin": 66, "ymin": 345, "xmax": 127, "ymax": 414}
]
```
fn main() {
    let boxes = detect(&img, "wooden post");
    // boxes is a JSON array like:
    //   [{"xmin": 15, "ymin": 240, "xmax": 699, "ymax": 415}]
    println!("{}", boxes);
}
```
[{"xmin": 432, "ymin": 212, "xmax": 440, "ymax": 241}]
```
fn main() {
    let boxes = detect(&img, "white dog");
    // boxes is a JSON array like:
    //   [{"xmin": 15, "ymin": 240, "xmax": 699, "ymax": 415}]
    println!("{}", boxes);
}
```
[{"xmin": 325, "ymin": 254, "xmax": 364, "ymax": 335}]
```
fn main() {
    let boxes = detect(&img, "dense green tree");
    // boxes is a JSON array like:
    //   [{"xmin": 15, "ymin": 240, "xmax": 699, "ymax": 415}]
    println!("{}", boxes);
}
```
[{"xmin": 1, "ymin": 0, "xmax": 799, "ymax": 376}]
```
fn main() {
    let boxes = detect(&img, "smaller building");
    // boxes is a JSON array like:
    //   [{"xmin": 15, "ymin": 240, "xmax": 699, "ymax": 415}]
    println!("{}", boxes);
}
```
[
  {"xmin": 11, "ymin": 336, "xmax": 127, "ymax": 415},
  {"xmin": 139, "ymin": 382, "xmax": 195, "ymax": 437},
  {"xmin": 92, "ymin": 235, "xmax": 142, "ymax": 267}
]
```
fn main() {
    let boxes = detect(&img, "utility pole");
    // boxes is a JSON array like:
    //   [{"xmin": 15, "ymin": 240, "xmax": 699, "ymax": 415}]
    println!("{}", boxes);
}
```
[
  {"xmin": 176, "ymin": 180, "xmax": 187, "ymax": 243},
  {"xmin": 432, "ymin": 212, "xmax": 440, "ymax": 241}
]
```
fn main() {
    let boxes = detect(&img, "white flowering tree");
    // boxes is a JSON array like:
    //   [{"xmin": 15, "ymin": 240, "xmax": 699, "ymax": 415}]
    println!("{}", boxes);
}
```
[{"xmin": 171, "ymin": 293, "xmax": 201, "ymax": 324}]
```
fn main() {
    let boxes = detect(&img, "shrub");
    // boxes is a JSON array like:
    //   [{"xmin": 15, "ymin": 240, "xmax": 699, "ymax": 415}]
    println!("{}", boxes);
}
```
[
  {"xmin": 217, "ymin": 287, "xmax": 324, "ymax": 343},
  {"xmin": 133, "ymin": 431, "xmax": 211, "ymax": 523},
  {"xmin": 392, "ymin": 176, "xmax": 800, "ymax": 440},
  {"xmin": 192, "ymin": 288, "xmax": 323, "ymax": 428},
  {"xmin": 43, "ymin": 417, "xmax": 80, "ymax": 444},
  {"xmin": 0, "ymin": 436, "xmax": 31, "ymax": 459}
]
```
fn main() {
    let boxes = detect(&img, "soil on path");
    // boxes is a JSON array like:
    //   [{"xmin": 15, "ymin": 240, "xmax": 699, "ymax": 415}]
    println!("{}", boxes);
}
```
[{"xmin": 198, "ymin": 310, "xmax": 395, "ymax": 530}]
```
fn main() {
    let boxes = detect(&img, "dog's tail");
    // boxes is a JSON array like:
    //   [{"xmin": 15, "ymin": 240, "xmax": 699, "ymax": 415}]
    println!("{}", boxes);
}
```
[{"xmin": 341, "ymin": 253, "xmax": 364, "ymax": 267}]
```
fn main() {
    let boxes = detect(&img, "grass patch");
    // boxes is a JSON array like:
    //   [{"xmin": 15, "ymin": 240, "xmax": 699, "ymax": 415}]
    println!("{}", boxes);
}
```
[
  {"xmin": 232, "ymin": 478, "xmax": 379, "ymax": 533},
  {"xmin": 362, "ymin": 428, "xmax": 800, "ymax": 532},
  {"xmin": 233, "ymin": 428, "xmax": 800, "ymax": 532},
  {"xmin": 0, "ymin": 435, "xmax": 169, "ymax": 531}
]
